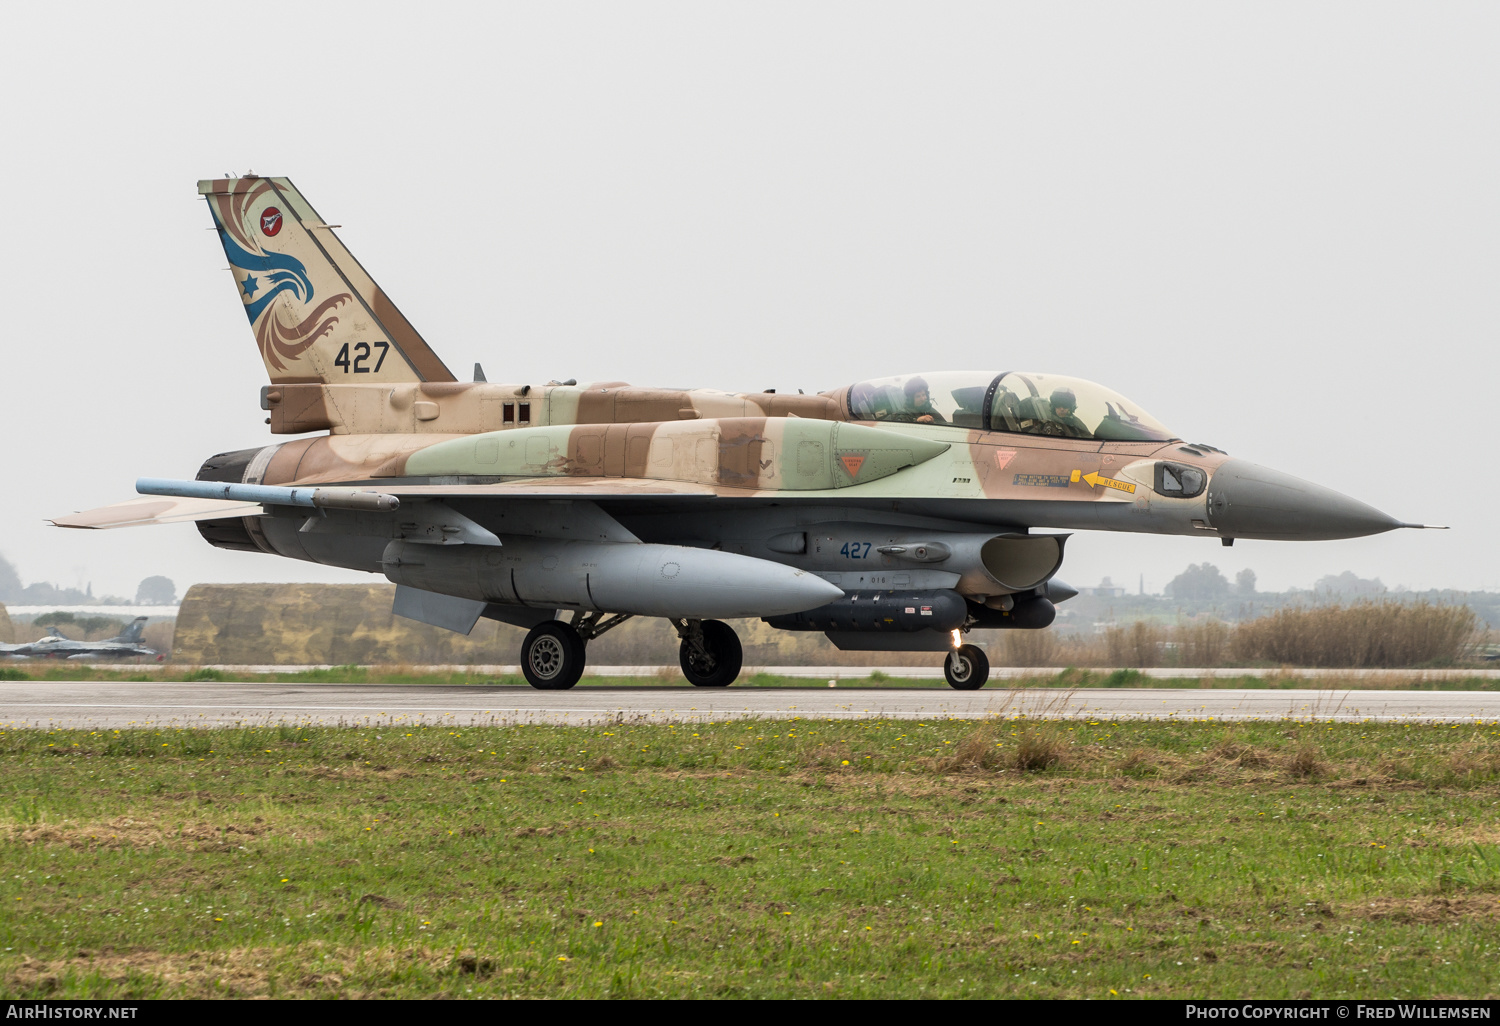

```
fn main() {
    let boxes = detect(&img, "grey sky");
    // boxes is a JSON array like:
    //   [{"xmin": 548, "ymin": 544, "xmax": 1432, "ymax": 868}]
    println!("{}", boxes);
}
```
[{"xmin": 2, "ymin": 2, "xmax": 1496, "ymax": 599}]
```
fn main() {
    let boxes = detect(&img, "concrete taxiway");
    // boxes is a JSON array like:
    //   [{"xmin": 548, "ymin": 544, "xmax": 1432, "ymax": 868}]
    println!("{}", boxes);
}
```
[{"xmin": 0, "ymin": 681, "xmax": 1497, "ymax": 728}]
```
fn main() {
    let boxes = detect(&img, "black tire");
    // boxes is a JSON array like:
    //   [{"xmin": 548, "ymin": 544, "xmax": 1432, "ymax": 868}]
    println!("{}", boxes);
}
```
[
  {"xmin": 680, "ymin": 619, "xmax": 743, "ymax": 687},
  {"xmin": 944, "ymin": 644, "xmax": 990, "ymax": 690},
  {"xmin": 521, "ymin": 620, "xmax": 586, "ymax": 690}
]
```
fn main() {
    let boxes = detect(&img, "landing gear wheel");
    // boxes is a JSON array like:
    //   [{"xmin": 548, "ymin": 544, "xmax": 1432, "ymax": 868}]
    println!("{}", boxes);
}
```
[
  {"xmin": 679, "ymin": 619, "xmax": 743, "ymax": 687},
  {"xmin": 944, "ymin": 644, "xmax": 990, "ymax": 690},
  {"xmin": 521, "ymin": 620, "xmax": 586, "ymax": 690}
]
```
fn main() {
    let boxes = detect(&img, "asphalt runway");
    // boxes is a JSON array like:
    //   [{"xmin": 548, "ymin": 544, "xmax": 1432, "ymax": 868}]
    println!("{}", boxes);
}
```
[
  {"xmin": 80, "ymin": 663, "xmax": 1500, "ymax": 680},
  {"xmin": 1, "ymin": 681, "xmax": 1497, "ymax": 728}
]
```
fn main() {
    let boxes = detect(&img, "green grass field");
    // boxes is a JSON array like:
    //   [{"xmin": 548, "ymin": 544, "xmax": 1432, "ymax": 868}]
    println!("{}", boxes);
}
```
[{"xmin": 3, "ymin": 717, "xmax": 1499, "ymax": 998}]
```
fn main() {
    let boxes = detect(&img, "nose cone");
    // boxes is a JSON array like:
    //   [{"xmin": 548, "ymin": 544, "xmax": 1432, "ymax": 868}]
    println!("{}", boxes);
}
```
[{"xmin": 1206, "ymin": 459, "xmax": 1403, "ymax": 541}]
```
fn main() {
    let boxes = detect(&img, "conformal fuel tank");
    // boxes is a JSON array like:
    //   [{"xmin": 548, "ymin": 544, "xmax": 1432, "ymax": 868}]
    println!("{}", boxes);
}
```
[{"xmin": 381, "ymin": 538, "xmax": 842, "ymax": 620}]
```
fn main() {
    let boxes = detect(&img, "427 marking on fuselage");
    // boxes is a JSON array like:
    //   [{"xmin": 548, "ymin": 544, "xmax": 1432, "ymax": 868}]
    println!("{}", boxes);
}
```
[
  {"xmin": 333, "ymin": 341, "xmax": 390, "ymax": 374},
  {"xmin": 839, "ymin": 542, "xmax": 873, "ymax": 559}
]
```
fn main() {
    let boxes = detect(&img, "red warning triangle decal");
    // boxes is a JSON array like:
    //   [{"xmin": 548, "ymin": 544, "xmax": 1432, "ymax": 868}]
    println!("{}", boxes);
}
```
[
  {"xmin": 994, "ymin": 449, "xmax": 1018, "ymax": 469},
  {"xmin": 839, "ymin": 454, "xmax": 866, "ymax": 478}
]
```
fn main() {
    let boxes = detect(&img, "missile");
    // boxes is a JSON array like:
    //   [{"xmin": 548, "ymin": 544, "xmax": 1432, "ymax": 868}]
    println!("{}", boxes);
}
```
[
  {"xmin": 137, "ymin": 477, "xmax": 400, "ymax": 513},
  {"xmin": 381, "ymin": 537, "xmax": 844, "ymax": 620}
]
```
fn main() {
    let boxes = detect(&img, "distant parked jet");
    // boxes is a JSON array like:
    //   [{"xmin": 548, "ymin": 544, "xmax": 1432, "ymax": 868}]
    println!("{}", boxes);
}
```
[{"xmin": 1, "ymin": 617, "xmax": 159, "ymax": 660}]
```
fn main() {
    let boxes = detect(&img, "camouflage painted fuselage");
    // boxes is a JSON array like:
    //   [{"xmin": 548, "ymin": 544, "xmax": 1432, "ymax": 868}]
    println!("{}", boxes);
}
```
[{"xmin": 248, "ymin": 377, "xmax": 1223, "ymax": 541}]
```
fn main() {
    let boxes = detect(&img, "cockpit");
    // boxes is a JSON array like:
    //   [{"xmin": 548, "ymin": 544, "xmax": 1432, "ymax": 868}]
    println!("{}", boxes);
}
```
[{"xmin": 845, "ymin": 371, "xmax": 1177, "ymax": 442}]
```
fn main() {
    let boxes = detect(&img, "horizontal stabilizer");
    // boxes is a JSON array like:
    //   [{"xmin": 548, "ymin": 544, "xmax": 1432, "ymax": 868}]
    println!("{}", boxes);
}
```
[{"xmin": 51, "ymin": 495, "xmax": 262, "ymax": 530}]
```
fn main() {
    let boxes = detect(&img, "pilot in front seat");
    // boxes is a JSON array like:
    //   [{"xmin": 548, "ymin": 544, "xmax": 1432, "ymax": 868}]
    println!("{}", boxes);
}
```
[
  {"xmin": 1046, "ymin": 388, "xmax": 1089, "ymax": 437},
  {"xmin": 1016, "ymin": 388, "xmax": 1089, "ymax": 437}
]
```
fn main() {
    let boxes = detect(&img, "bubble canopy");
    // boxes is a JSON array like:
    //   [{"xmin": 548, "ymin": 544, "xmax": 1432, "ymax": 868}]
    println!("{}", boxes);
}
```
[{"xmin": 845, "ymin": 371, "xmax": 1177, "ymax": 442}]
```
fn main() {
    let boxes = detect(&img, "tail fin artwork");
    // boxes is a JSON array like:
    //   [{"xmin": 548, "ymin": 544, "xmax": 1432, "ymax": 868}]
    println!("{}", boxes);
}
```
[
  {"xmin": 199, "ymin": 177, "xmax": 455, "ymax": 385},
  {"xmin": 113, "ymin": 617, "xmax": 148, "ymax": 643}
]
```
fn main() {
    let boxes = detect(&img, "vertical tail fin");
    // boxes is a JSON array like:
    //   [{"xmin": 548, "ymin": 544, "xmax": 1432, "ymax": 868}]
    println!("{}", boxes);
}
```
[
  {"xmin": 116, "ymin": 617, "xmax": 148, "ymax": 643},
  {"xmin": 199, "ymin": 176, "xmax": 455, "ymax": 385}
]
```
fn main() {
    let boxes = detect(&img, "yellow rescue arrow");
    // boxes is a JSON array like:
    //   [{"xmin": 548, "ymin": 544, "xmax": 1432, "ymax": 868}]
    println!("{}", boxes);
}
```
[{"xmin": 1080, "ymin": 470, "xmax": 1137, "ymax": 494}]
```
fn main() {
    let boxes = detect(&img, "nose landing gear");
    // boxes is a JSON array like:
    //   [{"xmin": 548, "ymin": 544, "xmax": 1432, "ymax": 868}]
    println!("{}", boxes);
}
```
[{"xmin": 944, "ymin": 643, "xmax": 990, "ymax": 690}]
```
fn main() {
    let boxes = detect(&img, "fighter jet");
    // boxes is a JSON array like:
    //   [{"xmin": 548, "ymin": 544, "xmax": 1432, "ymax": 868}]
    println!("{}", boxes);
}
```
[
  {"xmin": 3, "ymin": 617, "xmax": 158, "ymax": 661},
  {"xmin": 51, "ymin": 176, "xmax": 1434, "ymax": 690}
]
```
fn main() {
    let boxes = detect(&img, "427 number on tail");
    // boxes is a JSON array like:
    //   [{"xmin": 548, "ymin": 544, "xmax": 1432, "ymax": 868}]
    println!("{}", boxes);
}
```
[{"xmin": 334, "ymin": 341, "xmax": 390, "ymax": 374}]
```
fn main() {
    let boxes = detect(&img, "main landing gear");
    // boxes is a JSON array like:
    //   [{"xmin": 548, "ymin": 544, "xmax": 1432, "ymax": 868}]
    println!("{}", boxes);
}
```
[
  {"xmin": 520, "ymin": 611, "xmax": 633, "ymax": 691},
  {"xmin": 519, "ymin": 613, "xmax": 747, "ymax": 690},
  {"xmin": 944, "ymin": 643, "xmax": 990, "ymax": 690},
  {"xmin": 674, "ymin": 618, "xmax": 743, "ymax": 687},
  {"xmin": 520, "ymin": 621, "xmax": 586, "ymax": 690}
]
